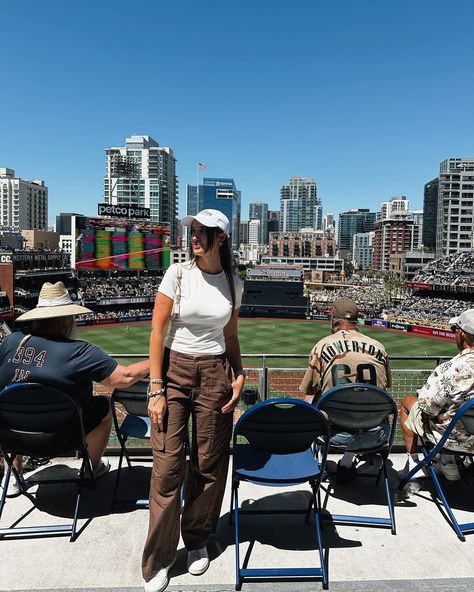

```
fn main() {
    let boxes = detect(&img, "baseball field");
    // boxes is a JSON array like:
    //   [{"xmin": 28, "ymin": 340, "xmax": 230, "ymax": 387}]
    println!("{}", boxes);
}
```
[{"xmin": 78, "ymin": 318, "xmax": 457, "ymax": 370}]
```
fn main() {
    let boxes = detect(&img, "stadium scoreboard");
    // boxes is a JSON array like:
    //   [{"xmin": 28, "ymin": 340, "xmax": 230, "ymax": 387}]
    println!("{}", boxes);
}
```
[{"xmin": 72, "ymin": 216, "xmax": 170, "ymax": 271}]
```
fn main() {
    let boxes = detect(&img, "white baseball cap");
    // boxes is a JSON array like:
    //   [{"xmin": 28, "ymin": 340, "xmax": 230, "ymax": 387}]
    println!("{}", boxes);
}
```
[
  {"xmin": 449, "ymin": 309, "xmax": 474, "ymax": 336},
  {"xmin": 182, "ymin": 209, "xmax": 229, "ymax": 235}
]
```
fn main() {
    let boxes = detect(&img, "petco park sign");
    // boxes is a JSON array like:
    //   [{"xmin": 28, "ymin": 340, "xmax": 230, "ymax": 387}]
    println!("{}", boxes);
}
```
[{"xmin": 98, "ymin": 203, "xmax": 151, "ymax": 219}]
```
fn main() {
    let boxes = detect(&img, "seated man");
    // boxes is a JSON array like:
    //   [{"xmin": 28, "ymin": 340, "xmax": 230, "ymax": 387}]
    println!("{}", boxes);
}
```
[
  {"xmin": 299, "ymin": 298, "xmax": 392, "ymax": 484},
  {"xmin": 0, "ymin": 281, "xmax": 149, "ymax": 496},
  {"xmin": 399, "ymin": 309, "xmax": 474, "ymax": 482}
]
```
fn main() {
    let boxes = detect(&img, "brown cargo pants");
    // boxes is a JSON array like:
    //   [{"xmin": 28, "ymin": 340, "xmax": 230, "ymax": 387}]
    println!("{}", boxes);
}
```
[{"xmin": 142, "ymin": 348, "xmax": 233, "ymax": 580}]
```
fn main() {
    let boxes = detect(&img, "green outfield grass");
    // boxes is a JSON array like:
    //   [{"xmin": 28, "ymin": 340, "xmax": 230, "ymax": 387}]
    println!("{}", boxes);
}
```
[{"xmin": 78, "ymin": 318, "xmax": 457, "ymax": 370}]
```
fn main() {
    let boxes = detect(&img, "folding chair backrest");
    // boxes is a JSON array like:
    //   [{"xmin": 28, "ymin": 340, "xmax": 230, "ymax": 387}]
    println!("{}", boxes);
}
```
[
  {"xmin": 112, "ymin": 381, "xmax": 148, "ymax": 417},
  {"xmin": 235, "ymin": 398, "xmax": 330, "ymax": 454},
  {"xmin": 0, "ymin": 382, "xmax": 83, "ymax": 457},
  {"xmin": 459, "ymin": 397, "xmax": 474, "ymax": 435},
  {"xmin": 317, "ymin": 383, "xmax": 396, "ymax": 430}
]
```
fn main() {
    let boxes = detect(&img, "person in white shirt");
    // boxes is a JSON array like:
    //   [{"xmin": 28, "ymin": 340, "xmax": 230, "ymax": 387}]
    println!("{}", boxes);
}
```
[{"xmin": 142, "ymin": 209, "xmax": 245, "ymax": 592}]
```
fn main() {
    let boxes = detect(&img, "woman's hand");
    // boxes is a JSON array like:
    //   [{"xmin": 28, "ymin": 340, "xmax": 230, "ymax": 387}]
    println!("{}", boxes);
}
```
[
  {"xmin": 148, "ymin": 396, "xmax": 167, "ymax": 431},
  {"xmin": 221, "ymin": 375, "xmax": 245, "ymax": 414}
]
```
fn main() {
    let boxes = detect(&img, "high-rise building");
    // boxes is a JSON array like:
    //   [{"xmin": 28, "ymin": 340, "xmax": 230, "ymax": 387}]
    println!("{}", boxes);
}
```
[
  {"xmin": 409, "ymin": 210, "xmax": 423, "ymax": 249},
  {"xmin": 185, "ymin": 184, "xmax": 203, "ymax": 216},
  {"xmin": 200, "ymin": 178, "xmax": 241, "ymax": 249},
  {"xmin": 436, "ymin": 158, "xmax": 474, "ymax": 257},
  {"xmin": 280, "ymin": 197, "xmax": 299, "ymax": 232},
  {"xmin": 0, "ymin": 167, "xmax": 48, "ymax": 230},
  {"xmin": 239, "ymin": 220, "xmax": 249, "ymax": 244},
  {"xmin": 323, "ymin": 213, "xmax": 335, "ymax": 233},
  {"xmin": 56, "ymin": 212, "xmax": 83, "ymax": 235},
  {"xmin": 373, "ymin": 216, "xmax": 419, "ymax": 270},
  {"xmin": 337, "ymin": 209, "xmax": 376, "ymax": 260},
  {"xmin": 422, "ymin": 178, "xmax": 439, "ymax": 251},
  {"xmin": 352, "ymin": 231, "xmax": 375, "ymax": 269},
  {"xmin": 280, "ymin": 176, "xmax": 322, "ymax": 231},
  {"xmin": 104, "ymin": 135, "xmax": 178, "ymax": 242},
  {"xmin": 248, "ymin": 219, "xmax": 260, "ymax": 245},
  {"xmin": 268, "ymin": 210, "xmax": 280, "ymax": 235},
  {"xmin": 378, "ymin": 196, "xmax": 409, "ymax": 220},
  {"xmin": 249, "ymin": 202, "xmax": 268, "ymax": 244}
]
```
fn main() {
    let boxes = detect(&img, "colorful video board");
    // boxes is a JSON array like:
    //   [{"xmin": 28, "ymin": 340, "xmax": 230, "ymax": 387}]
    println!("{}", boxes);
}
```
[{"xmin": 73, "ymin": 216, "xmax": 170, "ymax": 271}]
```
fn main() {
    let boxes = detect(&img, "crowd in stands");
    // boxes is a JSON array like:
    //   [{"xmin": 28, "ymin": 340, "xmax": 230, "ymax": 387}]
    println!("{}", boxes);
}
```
[
  {"xmin": 385, "ymin": 295, "xmax": 474, "ymax": 329},
  {"xmin": 411, "ymin": 251, "xmax": 474, "ymax": 288},
  {"xmin": 78, "ymin": 275, "xmax": 162, "ymax": 301},
  {"xmin": 309, "ymin": 286, "xmax": 388, "ymax": 317},
  {"xmin": 79, "ymin": 307, "xmax": 153, "ymax": 322}
]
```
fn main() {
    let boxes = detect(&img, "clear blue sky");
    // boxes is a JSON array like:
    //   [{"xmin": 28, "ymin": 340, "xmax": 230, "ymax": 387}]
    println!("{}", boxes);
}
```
[{"xmin": 1, "ymin": 0, "xmax": 473, "ymax": 227}]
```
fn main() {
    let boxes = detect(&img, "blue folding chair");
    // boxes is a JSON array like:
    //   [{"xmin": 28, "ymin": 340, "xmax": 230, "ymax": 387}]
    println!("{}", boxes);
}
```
[
  {"xmin": 316, "ymin": 383, "xmax": 398, "ymax": 534},
  {"xmin": 0, "ymin": 382, "xmax": 94, "ymax": 541},
  {"xmin": 111, "ymin": 381, "xmax": 151, "ymax": 509},
  {"xmin": 231, "ymin": 398, "xmax": 331, "ymax": 590},
  {"xmin": 398, "ymin": 397, "xmax": 474, "ymax": 541},
  {"xmin": 111, "ymin": 381, "xmax": 189, "ymax": 510}
]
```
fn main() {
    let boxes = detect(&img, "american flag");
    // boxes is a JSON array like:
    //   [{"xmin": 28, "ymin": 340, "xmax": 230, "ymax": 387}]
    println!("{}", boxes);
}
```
[{"xmin": 197, "ymin": 162, "xmax": 208, "ymax": 169}]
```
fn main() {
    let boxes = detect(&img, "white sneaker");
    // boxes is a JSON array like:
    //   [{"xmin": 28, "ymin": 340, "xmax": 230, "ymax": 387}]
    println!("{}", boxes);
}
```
[
  {"xmin": 93, "ymin": 457, "xmax": 110, "ymax": 479},
  {"xmin": 397, "ymin": 457, "xmax": 429, "ymax": 480},
  {"xmin": 438, "ymin": 454, "xmax": 461, "ymax": 481},
  {"xmin": 187, "ymin": 547, "xmax": 209, "ymax": 576},
  {"xmin": 144, "ymin": 558, "xmax": 176, "ymax": 592},
  {"xmin": 0, "ymin": 474, "xmax": 27, "ymax": 497}
]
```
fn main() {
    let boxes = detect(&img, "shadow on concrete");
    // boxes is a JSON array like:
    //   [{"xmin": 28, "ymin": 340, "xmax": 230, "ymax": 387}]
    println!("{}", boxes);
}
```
[
  {"xmin": 395, "ymin": 472, "xmax": 474, "ymax": 531},
  {"xmin": 13, "ymin": 464, "xmax": 152, "ymax": 524},
  {"xmin": 320, "ymin": 457, "xmax": 399, "ymax": 509},
  {"xmin": 0, "ymin": 464, "xmax": 152, "ymax": 540},
  {"xmin": 168, "ymin": 489, "xmax": 362, "ymax": 577}
]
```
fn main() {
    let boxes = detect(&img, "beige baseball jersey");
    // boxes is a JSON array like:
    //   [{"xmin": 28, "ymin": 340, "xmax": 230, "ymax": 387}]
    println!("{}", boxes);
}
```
[{"xmin": 299, "ymin": 329, "xmax": 392, "ymax": 401}]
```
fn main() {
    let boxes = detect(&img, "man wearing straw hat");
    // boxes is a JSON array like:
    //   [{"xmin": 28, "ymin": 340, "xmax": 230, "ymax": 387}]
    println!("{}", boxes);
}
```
[{"xmin": 0, "ymin": 281, "xmax": 149, "ymax": 496}]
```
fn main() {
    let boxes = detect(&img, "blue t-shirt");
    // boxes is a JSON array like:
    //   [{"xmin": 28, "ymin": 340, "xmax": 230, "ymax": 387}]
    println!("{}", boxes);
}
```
[{"xmin": 0, "ymin": 332, "xmax": 118, "ymax": 405}]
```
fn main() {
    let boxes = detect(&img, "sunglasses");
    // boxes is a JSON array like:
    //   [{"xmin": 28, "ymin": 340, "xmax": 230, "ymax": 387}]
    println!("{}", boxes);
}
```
[{"xmin": 450, "ymin": 324, "xmax": 459, "ymax": 333}]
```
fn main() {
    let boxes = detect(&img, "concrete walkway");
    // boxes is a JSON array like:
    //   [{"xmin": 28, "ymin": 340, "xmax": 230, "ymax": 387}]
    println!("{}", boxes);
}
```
[{"xmin": 1, "ymin": 454, "xmax": 474, "ymax": 591}]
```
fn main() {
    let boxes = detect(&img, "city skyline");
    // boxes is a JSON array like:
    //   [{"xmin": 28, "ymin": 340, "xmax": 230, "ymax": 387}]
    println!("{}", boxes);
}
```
[{"xmin": 1, "ymin": 1, "xmax": 473, "ymax": 227}]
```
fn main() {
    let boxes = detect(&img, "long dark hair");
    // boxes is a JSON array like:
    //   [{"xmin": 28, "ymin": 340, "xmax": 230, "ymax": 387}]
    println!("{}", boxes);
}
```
[{"xmin": 189, "ymin": 227, "xmax": 236, "ymax": 309}]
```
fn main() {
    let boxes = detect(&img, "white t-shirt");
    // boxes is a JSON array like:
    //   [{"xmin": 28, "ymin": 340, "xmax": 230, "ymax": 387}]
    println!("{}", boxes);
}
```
[{"xmin": 158, "ymin": 261, "xmax": 243, "ymax": 355}]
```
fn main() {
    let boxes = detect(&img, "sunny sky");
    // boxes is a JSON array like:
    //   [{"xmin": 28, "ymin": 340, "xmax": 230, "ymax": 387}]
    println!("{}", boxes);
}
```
[{"xmin": 1, "ymin": 0, "xmax": 473, "ymax": 227}]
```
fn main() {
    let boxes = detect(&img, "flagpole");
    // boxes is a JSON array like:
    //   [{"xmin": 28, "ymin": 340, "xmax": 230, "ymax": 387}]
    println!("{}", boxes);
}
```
[{"xmin": 196, "ymin": 163, "xmax": 199, "ymax": 210}]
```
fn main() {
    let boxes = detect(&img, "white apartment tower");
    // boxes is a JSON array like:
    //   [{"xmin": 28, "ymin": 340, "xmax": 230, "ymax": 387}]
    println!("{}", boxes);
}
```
[
  {"xmin": 0, "ymin": 168, "xmax": 48, "ymax": 230},
  {"xmin": 248, "ymin": 218, "xmax": 261, "ymax": 245},
  {"xmin": 379, "ymin": 196, "xmax": 409, "ymax": 220},
  {"xmin": 323, "ymin": 213, "xmax": 335, "ymax": 232},
  {"xmin": 249, "ymin": 202, "xmax": 268, "ymax": 244},
  {"xmin": 104, "ymin": 135, "xmax": 178, "ymax": 243},
  {"xmin": 436, "ymin": 158, "xmax": 474, "ymax": 257}
]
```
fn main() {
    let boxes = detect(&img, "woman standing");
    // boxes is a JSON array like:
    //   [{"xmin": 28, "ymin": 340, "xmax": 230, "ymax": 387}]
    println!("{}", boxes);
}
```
[{"xmin": 142, "ymin": 209, "xmax": 245, "ymax": 592}]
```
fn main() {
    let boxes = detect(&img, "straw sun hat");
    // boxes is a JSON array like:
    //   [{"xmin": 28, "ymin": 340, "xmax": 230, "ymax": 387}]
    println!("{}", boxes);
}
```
[{"xmin": 16, "ymin": 282, "xmax": 92, "ymax": 322}]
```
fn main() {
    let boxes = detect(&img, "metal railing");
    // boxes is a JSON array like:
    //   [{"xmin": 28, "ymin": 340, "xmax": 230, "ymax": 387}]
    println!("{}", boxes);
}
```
[{"xmin": 104, "ymin": 354, "xmax": 448, "ymax": 448}]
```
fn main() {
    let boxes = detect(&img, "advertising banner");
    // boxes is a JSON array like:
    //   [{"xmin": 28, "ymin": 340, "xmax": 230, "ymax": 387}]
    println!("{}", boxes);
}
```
[
  {"xmin": 389, "ymin": 321, "xmax": 409, "ymax": 332},
  {"xmin": 411, "ymin": 325, "xmax": 455, "ymax": 340},
  {"xmin": 371, "ymin": 319, "xmax": 388, "ymax": 328},
  {"xmin": 118, "ymin": 316, "xmax": 138, "ymax": 323},
  {"xmin": 406, "ymin": 282, "xmax": 433, "ymax": 290},
  {"xmin": 312, "ymin": 314, "xmax": 330, "ymax": 320},
  {"xmin": 93, "ymin": 318, "xmax": 116, "ymax": 325}
]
